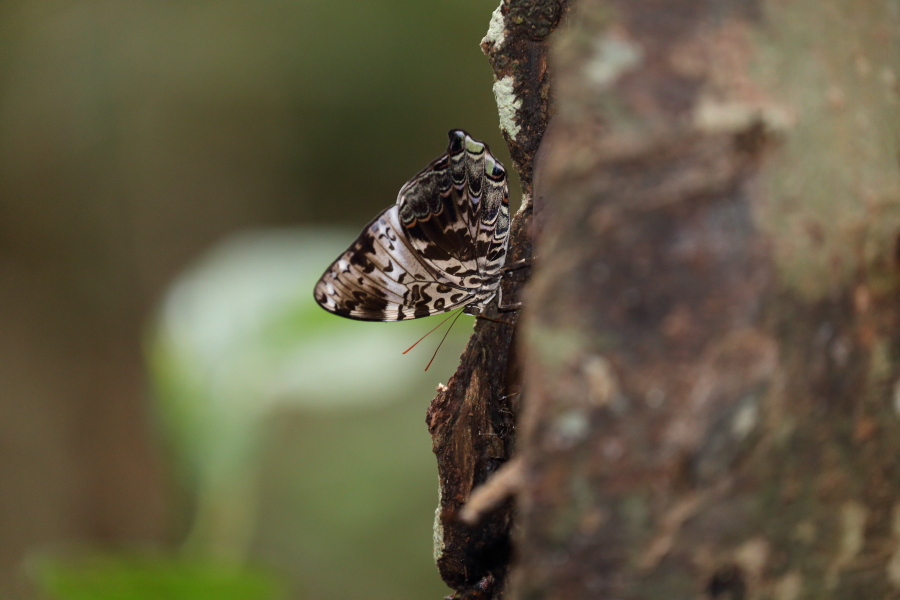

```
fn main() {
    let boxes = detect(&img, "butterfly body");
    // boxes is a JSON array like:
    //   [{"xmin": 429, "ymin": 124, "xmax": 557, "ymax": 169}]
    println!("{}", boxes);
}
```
[{"xmin": 314, "ymin": 130, "xmax": 510, "ymax": 321}]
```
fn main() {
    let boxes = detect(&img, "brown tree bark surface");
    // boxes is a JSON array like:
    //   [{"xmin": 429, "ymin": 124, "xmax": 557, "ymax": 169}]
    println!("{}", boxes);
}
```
[
  {"xmin": 427, "ymin": 1, "xmax": 569, "ymax": 598},
  {"xmin": 506, "ymin": 0, "xmax": 900, "ymax": 598}
]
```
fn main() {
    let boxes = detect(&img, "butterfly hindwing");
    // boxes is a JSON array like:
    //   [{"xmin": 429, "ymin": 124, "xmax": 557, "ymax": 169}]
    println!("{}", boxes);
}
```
[
  {"xmin": 476, "ymin": 151, "xmax": 511, "ymax": 285},
  {"xmin": 314, "ymin": 130, "xmax": 509, "ymax": 322}
]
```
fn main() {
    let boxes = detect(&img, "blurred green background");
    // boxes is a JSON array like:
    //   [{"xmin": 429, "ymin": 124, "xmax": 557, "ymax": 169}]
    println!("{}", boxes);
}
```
[{"xmin": 0, "ymin": 1, "xmax": 512, "ymax": 598}]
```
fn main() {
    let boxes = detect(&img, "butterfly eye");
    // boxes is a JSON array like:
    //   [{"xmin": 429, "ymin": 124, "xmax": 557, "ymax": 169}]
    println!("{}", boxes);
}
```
[{"xmin": 492, "ymin": 162, "xmax": 505, "ymax": 178}]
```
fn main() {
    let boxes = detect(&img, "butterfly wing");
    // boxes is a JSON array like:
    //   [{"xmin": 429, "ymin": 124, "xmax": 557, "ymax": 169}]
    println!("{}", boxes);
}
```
[
  {"xmin": 473, "ymin": 147, "xmax": 511, "ymax": 296},
  {"xmin": 396, "ymin": 131, "xmax": 484, "ymax": 289},
  {"xmin": 314, "ymin": 205, "xmax": 478, "ymax": 321},
  {"xmin": 314, "ymin": 130, "xmax": 509, "ymax": 321}
]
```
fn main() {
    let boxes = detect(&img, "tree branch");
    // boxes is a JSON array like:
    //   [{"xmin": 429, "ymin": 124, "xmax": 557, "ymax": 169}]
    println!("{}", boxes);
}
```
[{"xmin": 426, "ymin": 1, "xmax": 570, "ymax": 598}]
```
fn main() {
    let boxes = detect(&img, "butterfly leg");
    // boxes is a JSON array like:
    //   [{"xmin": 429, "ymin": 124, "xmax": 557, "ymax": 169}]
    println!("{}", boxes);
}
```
[
  {"xmin": 501, "ymin": 256, "xmax": 535, "ymax": 273},
  {"xmin": 476, "ymin": 313, "xmax": 515, "ymax": 326},
  {"xmin": 496, "ymin": 257, "xmax": 531, "ymax": 311},
  {"xmin": 491, "ymin": 286, "xmax": 523, "ymax": 313},
  {"xmin": 464, "ymin": 298, "xmax": 513, "ymax": 325},
  {"xmin": 498, "ymin": 302, "xmax": 523, "ymax": 312}
]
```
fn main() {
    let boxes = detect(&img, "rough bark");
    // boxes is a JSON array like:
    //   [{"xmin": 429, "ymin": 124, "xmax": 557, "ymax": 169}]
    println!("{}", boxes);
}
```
[
  {"xmin": 510, "ymin": 0, "xmax": 900, "ymax": 599},
  {"xmin": 426, "ymin": 1, "xmax": 570, "ymax": 598}
]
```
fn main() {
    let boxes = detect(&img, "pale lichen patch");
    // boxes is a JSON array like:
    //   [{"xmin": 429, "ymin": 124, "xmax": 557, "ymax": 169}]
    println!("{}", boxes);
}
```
[
  {"xmin": 551, "ymin": 409, "xmax": 589, "ymax": 449},
  {"xmin": 734, "ymin": 537, "xmax": 769, "ymax": 580},
  {"xmin": 481, "ymin": 4, "xmax": 505, "ymax": 51},
  {"xmin": 516, "ymin": 191, "xmax": 532, "ymax": 216},
  {"xmin": 694, "ymin": 99, "xmax": 795, "ymax": 134},
  {"xmin": 892, "ymin": 378, "xmax": 900, "ymax": 415},
  {"xmin": 585, "ymin": 34, "xmax": 643, "ymax": 88},
  {"xmin": 731, "ymin": 398, "xmax": 759, "ymax": 438},
  {"xmin": 582, "ymin": 355, "xmax": 619, "ymax": 407},
  {"xmin": 433, "ymin": 487, "xmax": 445, "ymax": 561},
  {"xmin": 493, "ymin": 75, "xmax": 522, "ymax": 139}
]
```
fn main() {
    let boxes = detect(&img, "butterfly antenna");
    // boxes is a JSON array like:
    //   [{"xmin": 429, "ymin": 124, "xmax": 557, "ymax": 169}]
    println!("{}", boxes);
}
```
[
  {"xmin": 403, "ymin": 310, "xmax": 460, "ymax": 355},
  {"xmin": 425, "ymin": 309, "xmax": 465, "ymax": 371}
]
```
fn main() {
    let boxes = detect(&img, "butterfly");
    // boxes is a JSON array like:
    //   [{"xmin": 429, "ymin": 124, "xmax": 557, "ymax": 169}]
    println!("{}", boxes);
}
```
[{"xmin": 314, "ymin": 130, "xmax": 511, "ymax": 322}]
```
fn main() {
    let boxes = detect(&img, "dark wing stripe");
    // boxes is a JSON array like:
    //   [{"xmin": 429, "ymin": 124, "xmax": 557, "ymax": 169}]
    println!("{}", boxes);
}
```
[
  {"xmin": 339, "ymin": 259, "xmax": 408, "ymax": 304},
  {"xmin": 342, "ymin": 295, "xmax": 477, "ymax": 322},
  {"xmin": 328, "ymin": 273, "xmax": 395, "ymax": 308},
  {"xmin": 371, "ymin": 214, "xmax": 442, "ymax": 283},
  {"xmin": 380, "ymin": 208, "xmax": 456, "ymax": 285},
  {"xmin": 397, "ymin": 167, "xmax": 472, "ymax": 266}
]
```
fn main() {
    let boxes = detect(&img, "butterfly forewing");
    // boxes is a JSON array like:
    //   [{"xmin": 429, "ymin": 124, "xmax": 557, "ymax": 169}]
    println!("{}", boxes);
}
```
[{"xmin": 314, "ymin": 130, "xmax": 510, "ymax": 322}]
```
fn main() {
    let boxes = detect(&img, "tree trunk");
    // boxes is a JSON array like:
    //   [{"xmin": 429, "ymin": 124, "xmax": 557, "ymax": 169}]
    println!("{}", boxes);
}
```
[
  {"xmin": 427, "ymin": 2, "xmax": 568, "ymax": 598},
  {"xmin": 506, "ymin": 0, "xmax": 900, "ymax": 598}
]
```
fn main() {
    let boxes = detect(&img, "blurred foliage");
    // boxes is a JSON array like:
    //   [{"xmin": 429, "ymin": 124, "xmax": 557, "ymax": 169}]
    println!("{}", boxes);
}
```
[
  {"xmin": 145, "ymin": 229, "xmax": 470, "ymax": 598},
  {"xmin": 34, "ymin": 555, "xmax": 284, "ymax": 600},
  {"xmin": 254, "ymin": 400, "xmax": 455, "ymax": 599},
  {"xmin": 0, "ymin": 0, "xmax": 503, "ymax": 598},
  {"xmin": 0, "ymin": 0, "xmax": 514, "ymax": 299}
]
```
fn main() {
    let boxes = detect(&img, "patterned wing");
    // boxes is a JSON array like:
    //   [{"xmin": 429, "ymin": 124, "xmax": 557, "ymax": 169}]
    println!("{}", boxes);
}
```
[
  {"xmin": 314, "ymin": 130, "xmax": 509, "ymax": 321},
  {"xmin": 473, "ymin": 142, "xmax": 511, "ymax": 301}
]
